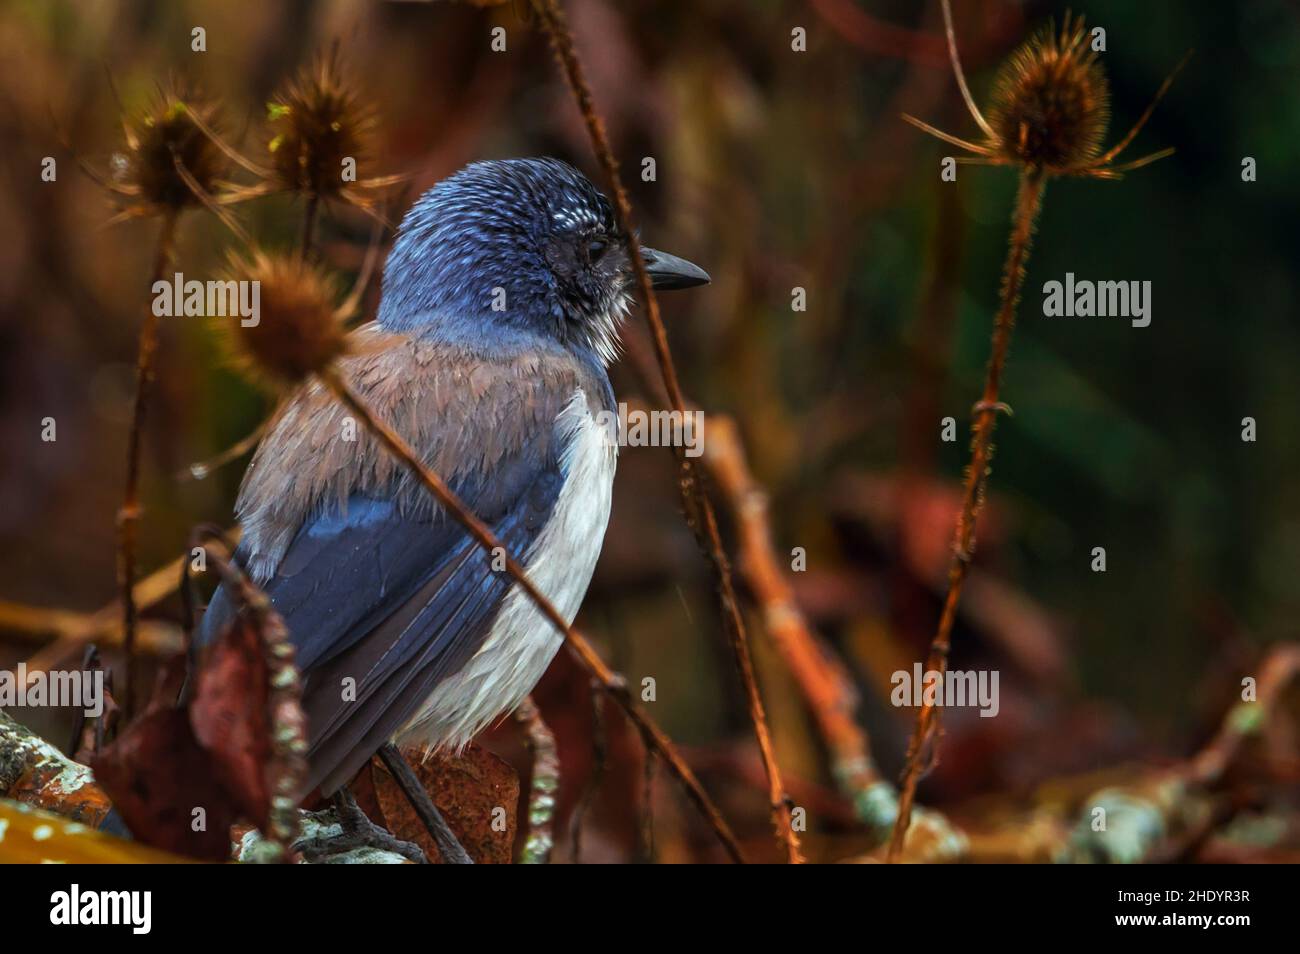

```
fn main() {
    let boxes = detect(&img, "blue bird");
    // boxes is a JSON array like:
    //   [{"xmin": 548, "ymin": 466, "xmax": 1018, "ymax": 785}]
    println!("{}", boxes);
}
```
[{"xmin": 200, "ymin": 158, "xmax": 709, "ymax": 808}]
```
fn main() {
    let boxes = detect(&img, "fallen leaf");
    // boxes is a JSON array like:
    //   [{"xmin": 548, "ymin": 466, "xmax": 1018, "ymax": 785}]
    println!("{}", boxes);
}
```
[
  {"xmin": 370, "ymin": 743, "xmax": 518, "ymax": 864},
  {"xmin": 92, "ymin": 701, "xmax": 237, "ymax": 861},
  {"xmin": 190, "ymin": 616, "xmax": 271, "ymax": 828}
]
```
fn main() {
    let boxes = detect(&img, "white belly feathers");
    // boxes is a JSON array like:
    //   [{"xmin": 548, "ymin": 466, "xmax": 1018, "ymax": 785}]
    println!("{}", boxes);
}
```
[{"xmin": 396, "ymin": 388, "xmax": 616, "ymax": 752}]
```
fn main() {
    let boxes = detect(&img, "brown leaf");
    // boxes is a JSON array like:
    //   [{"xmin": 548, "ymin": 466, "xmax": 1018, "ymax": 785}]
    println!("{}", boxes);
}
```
[
  {"xmin": 91, "ymin": 703, "xmax": 237, "ymax": 861},
  {"xmin": 189, "ymin": 616, "xmax": 272, "ymax": 828},
  {"xmin": 370, "ymin": 743, "xmax": 519, "ymax": 864}
]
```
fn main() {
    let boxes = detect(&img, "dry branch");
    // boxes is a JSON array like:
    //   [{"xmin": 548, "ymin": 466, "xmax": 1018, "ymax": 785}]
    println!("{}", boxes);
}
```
[
  {"xmin": 516, "ymin": 696, "xmax": 559, "ymax": 864},
  {"xmin": 889, "ymin": 170, "xmax": 1045, "ymax": 860},
  {"xmin": 118, "ymin": 211, "xmax": 181, "ymax": 719},
  {"xmin": 569, "ymin": 680, "xmax": 606, "ymax": 862},
  {"xmin": 0, "ymin": 709, "xmax": 111, "ymax": 825},
  {"xmin": 1060, "ymin": 643, "xmax": 1300, "ymax": 864},
  {"xmin": 703, "ymin": 415, "xmax": 891, "ymax": 829},
  {"xmin": 3, "ymin": 531, "xmax": 242, "ymax": 675},
  {"xmin": 528, "ymin": 0, "xmax": 801, "ymax": 864}
]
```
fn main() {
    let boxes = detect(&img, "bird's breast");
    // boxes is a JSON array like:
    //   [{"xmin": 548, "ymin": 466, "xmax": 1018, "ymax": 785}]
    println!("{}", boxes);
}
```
[{"xmin": 396, "ymin": 388, "xmax": 617, "ymax": 752}]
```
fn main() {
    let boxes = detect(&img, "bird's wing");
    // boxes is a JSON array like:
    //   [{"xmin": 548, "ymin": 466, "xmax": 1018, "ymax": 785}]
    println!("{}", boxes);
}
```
[
  {"xmin": 197, "ymin": 330, "xmax": 608, "ymax": 796},
  {"xmin": 203, "ymin": 468, "xmax": 561, "ymax": 797}
]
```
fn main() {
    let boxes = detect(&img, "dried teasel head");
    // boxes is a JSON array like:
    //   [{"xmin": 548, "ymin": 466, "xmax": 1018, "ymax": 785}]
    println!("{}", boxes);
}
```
[
  {"xmin": 208, "ymin": 46, "xmax": 400, "ymax": 230},
  {"xmin": 266, "ymin": 48, "xmax": 377, "ymax": 198},
  {"xmin": 904, "ymin": 0, "xmax": 1184, "ymax": 181},
  {"xmin": 222, "ymin": 251, "xmax": 349, "ymax": 389},
  {"xmin": 115, "ymin": 89, "xmax": 227, "ymax": 215},
  {"xmin": 986, "ymin": 15, "xmax": 1109, "ymax": 172}
]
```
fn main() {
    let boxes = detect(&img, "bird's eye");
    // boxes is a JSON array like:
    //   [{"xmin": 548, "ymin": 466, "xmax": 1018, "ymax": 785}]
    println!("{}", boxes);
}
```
[{"xmin": 587, "ymin": 238, "xmax": 608, "ymax": 262}]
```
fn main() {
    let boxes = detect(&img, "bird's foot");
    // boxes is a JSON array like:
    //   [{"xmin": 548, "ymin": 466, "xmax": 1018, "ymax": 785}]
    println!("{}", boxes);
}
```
[{"xmin": 292, "ymin": 788, "xmax": 428, "ymax": 864}]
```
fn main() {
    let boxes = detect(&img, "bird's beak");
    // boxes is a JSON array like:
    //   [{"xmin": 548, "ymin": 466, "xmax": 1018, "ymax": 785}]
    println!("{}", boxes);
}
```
[{"xmin": 641, "ymin": 246, "xmax": 710, "ymax": 290}]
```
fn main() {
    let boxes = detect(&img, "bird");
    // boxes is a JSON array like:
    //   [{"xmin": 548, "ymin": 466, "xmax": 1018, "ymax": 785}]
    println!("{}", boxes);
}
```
[{"xmin": 198, "ymin": 157, "xmax": 709, "ymax": 811}]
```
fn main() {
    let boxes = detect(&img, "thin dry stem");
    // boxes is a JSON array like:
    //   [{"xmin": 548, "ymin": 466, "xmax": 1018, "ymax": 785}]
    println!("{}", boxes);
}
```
[
  {"xmin": 1081, "ymin": 52, "xmax": 1191, "ymax": 170},
  {"xmin": 901, "ymin": 113, "xmax": 994, "ymax": 155},
  {"xmin": 180, "ymin": 419, "xmax": 271, "ymax": 481},
  {"xmin": 940, "ymin": 0, "xmax": 995, "ymax": 139},
  {"xmin": 703, "ymin": 416, "xmax": 884, "ymax": 816},
  {"xmin": 1190, "ymin": 644, "xmax": 1300, "ymax": 786},
  {"xmin": 529, "ymin": 0, "xmax": 802, "ymax": 864},
  {"xmin": 15, "ymin": 531, "xmax": 240, "ymax": 674},
  {"xmin": 888, "ymin": 169, "xmax": 1045, "ymax": 861},
  {"xmin": 317, "ymin": 365, "xmax": 746, "ymax": 863},
  {"xmin": 300, "ymin": 192, "xmax": 320, "ymax": 261},
  {"xmin": 516, "ymin": 696, "xmax": 559, "ymax": 864},
  {"xmin": 569, "ymin": 679, "xmax": 606, "ymax": 862},
  {"xmin": 170, "ymin": 154, "xmax": 249, "ymax": 243},
  {"xmin": 117, "ymin": 210, "xmax": 180, "ymax": 720}
]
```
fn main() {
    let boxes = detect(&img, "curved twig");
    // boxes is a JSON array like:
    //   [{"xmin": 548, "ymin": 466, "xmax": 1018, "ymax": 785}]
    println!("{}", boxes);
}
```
[
  {"xmin": 527, "ymin": 0, "xmax": 802, "ymax": 865},
  {"xmin": 317, "ymin": 365, "xmax": 747, "ymax": 863}
]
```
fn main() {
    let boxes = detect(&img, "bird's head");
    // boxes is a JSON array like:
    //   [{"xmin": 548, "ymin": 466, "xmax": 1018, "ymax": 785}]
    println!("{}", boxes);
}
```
[{"xmin": 376, "ymin": 158, "xmax": 708, "ymax": 364}]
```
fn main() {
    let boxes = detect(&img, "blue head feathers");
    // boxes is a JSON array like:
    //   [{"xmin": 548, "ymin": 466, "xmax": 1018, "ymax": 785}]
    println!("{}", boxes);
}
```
[
  {"xmin": 377, "ymin": 158, "xmax": 710, "ymax": 365},
  {"xmin": 377, "ymin": 158, "xmax": 630, "ymax": 364}
]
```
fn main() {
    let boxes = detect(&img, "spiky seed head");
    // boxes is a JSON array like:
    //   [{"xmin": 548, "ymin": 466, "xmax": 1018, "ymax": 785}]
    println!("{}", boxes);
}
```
[
  {"xmin": 223, "ymin": 251, "xmax": 348, "ymax": 388},
  {"xmin": 122, "ymin": 91, "xmax": 226, "ymax": 211},
  {"xmin": 987, "ymin": 16, "xmax": 1110, "ymax": 172},
  {"xmin": 266, "ymin": 49, "xmax": 375, "ymax": 197}
]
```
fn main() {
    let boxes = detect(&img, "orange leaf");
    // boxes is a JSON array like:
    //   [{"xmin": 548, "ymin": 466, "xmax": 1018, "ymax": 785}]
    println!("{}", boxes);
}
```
[{"xmin": 370, "ymin": 743, "xmax": 518, "ymax": 864}]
